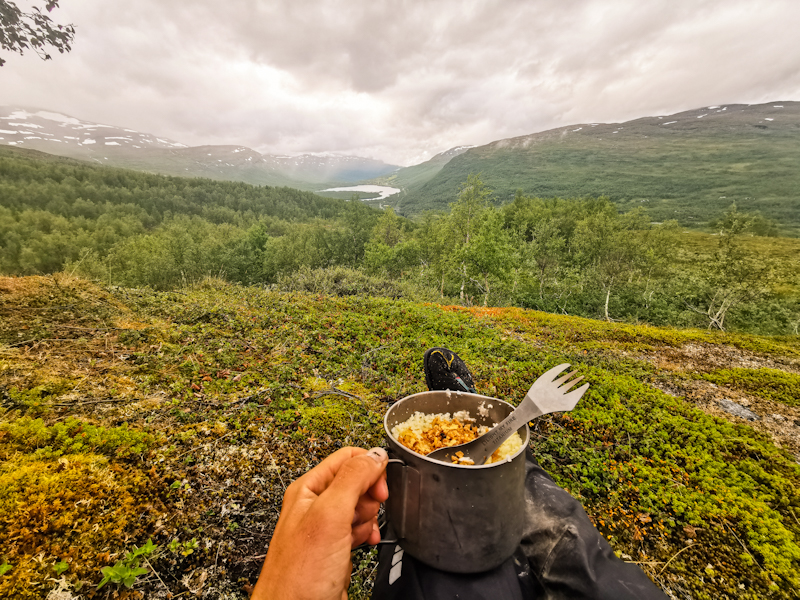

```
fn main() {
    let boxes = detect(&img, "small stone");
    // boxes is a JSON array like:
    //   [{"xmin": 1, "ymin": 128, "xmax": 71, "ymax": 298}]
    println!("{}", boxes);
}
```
[{"xmin": 718, "ymin": 399, "xmax": 759, "ymax": 421}]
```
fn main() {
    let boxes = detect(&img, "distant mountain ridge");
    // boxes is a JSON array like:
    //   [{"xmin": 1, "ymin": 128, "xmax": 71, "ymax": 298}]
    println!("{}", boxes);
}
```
[
  {"xmin": 3, "ymin": 102, "xmax": 799, "ymax": 232},
  {"xmin": 0, "ymin": 107, "xmax": 399, "ymax": 189},
  {"xmin": 397, "ymin": 101, "xmax": 800, "ymax": 233}
]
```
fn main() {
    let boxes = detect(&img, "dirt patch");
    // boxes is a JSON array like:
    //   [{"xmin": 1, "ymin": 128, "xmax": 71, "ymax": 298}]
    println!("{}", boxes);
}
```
[
  {"xmin": 653, "ymin": 342, "xmax": 800, "ymax": 374},
  {"xmin": 646, "ymin": 341, "xmax": 800, "ymax": 460}
]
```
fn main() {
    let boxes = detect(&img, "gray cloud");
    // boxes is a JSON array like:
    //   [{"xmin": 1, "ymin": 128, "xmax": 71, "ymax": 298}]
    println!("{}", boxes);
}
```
[{"xmin": 1, "ymin": 0, "xmax": 799, "ymax": 165}]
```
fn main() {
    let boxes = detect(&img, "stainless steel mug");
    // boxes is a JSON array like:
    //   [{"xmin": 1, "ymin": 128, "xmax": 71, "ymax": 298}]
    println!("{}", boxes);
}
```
[{"xmin": 384, "ymin": 390, "xmax": 530, "ymax": 573}]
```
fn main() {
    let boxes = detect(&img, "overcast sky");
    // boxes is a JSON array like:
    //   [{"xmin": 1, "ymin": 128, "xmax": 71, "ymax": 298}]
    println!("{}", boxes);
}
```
[{"xmin": 2, "ymin": 0, "xmax": 800, "ymax": 165}]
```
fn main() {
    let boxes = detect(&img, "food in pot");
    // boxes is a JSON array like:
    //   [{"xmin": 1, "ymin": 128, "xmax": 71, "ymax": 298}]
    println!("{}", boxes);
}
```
[{"xmin": 390, "ymin": 410, "xmax": 523, "ymax": 464}]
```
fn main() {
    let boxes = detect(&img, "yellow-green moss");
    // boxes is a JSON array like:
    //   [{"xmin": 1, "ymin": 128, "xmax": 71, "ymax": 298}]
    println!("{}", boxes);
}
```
[
  {"xmin": 0, "ymin": 416, "xmax": 154, "ymax": 459},
  {"xmin": 0, "ymin": 453, "xmax": 164, "ymax": 599}
]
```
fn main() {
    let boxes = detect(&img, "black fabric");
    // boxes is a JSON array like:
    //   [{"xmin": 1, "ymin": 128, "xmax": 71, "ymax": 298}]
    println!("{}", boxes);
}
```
[
  {"xmin": 519, "ymin": 449, "xmax": 668, "ymax": 600},
  {"xmin": 372, "ymin": 542, "xmax": 528, "ymax": 600},
  {"xmin": 371, "ymin": 451, "xmax": 668, "ymax": 600},
  {"xmin": 423, "ymin": 347, "xmax": 477, "ymax": 393}
]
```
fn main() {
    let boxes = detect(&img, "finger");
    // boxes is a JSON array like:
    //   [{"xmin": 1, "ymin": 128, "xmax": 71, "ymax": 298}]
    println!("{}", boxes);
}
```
[
  {"xmin": 355, "ymin": 518, "xmax": 382, "ymax": 548},
  {"xmin": 351, "ymin": 516, "xmax": 381, "ymax": 548},
  {"xmin": 352, "ymin": 494, "xmax": 381, "ymax": 527},
  {"xmin": 369, "ymin": 519, "xmax": 381, "ymax": 546},
  {"xmin": 367, "ymin": 471, "xmax": 388, "ymax": 503},
  {"xmin": 318, "ymin": 448, "xmax": 388, "ymax": 511},
  {"xmin": 296, "ymin": 447, "xmax": 367, "ymax": 496}
]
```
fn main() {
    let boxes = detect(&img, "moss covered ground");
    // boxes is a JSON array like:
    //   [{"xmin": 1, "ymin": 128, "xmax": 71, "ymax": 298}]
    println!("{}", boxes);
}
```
[{"xmin": 1, "ymin": 275, "xmax": 799, "ymax": 599}]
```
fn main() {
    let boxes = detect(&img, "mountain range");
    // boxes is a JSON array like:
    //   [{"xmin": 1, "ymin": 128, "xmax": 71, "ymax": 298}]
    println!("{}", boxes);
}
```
[
  {"xmin": 392, "ymin": 101, "xmax": 800, "ymax": 231},
  {"xmin": 2, "ymin": 102, "xmax": 799, "ymax": 232},
  {"xmin": 0, "ymin": 107, "xmax": 398, "ymax": 189}
]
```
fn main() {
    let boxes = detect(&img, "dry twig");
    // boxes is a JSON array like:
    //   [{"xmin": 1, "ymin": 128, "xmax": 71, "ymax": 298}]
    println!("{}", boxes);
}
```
[
  {"xmin": 143, "ymin": 556, "xmax": 169, "ymax": 592},
  {"xmin": 659, "ymin": 542, "xmax": 701, "ymax": 575},
  {"xmin": 789, "ymin": 507, "xmax": 800, "ymax": 529},
  {"xmin": 51, "ymin": 398, "xmax": 130, "ymax": 407},
  {"xmin": 725, "ymin": 522, "xmax": 764, "ymax": 572}
]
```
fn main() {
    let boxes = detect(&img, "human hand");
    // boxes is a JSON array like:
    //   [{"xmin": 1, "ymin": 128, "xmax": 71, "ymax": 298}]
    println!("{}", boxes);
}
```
[{"xmin": 251, "ymin": 446, "xmax": 389, "ymax": 600}]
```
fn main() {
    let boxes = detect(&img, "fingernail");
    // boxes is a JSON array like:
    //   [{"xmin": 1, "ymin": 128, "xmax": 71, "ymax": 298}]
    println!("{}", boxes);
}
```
[{"xmin": 366, "ymin": 447, "xmax": 388, "ymax": 463}]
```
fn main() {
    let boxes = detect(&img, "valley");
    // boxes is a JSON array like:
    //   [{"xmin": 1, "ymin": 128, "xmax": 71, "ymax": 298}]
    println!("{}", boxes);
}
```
[
  {"xmin": 4, "ymin": 101, "xmax": 799, "ymax": 234},
  {"xmin": 0, "ymin": 107, "xmax": 399, "ymax": 191}
]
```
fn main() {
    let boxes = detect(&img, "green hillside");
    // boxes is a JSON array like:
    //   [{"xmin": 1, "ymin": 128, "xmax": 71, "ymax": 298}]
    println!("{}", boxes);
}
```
[
  {"xmin": 2, "ymin": 148, "xmax": 797, "ymax": 336},
  {"xmin": 1, "ymin": 275, "xmax": 799, "ymax": 599},
  {"xmin": 401, "ymin": 102, "xmax": 800, "ymax": 235},
  {"xmin": 0, "ymin": 145, "xmax": 381, "ymax": 281}
]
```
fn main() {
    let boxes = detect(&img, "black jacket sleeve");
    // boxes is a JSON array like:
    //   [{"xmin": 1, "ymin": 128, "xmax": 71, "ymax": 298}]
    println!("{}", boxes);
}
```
[{"xmin": 519, "ymin": 450, "xmax": 668, "ymax": 600}]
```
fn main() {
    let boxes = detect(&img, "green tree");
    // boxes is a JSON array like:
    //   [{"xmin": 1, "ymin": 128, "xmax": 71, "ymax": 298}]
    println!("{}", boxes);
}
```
[
  {"xmin": 413, "ymin": 212, "xmax": 455, "ymax": 298},
  {"xmin": 573, "ymin": 207, "xmax": 650, "ymax": 321},
  {"xmin": 519, "ymin": 218, "xmax": 567, "ymax": 304},
  {"xmin": 370, "ymin": 207, "xmax": 404, "ymax": 248},
  {"xmin": 710, "ymin": 203, "xmax": 780, "ymax": 237},
  {"xmin": 461, "ymin": 209, "xmax": 515, "ymax": 306},
  {"xmin": 0, "ymin": 0, "xmax": 75, "ymax": 66},
  {"xmin": 363, "ymin": 208, "xmax": 406, "ymax": 275},
  {"xmin": 681, "ymin": 225, "xmax": 775, "ymax": 331},
  {"xmin": 448, "ymin": 174, "xmax": 492, "ymax": 303}
]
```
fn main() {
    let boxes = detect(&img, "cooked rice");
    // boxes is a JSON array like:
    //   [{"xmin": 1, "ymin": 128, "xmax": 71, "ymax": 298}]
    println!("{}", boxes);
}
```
[{"xmin": 391, "ymin": 410, "xmax": 523, "ymax": 465}]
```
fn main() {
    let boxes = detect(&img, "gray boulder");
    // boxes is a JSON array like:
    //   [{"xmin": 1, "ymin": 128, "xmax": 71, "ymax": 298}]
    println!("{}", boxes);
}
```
[{"xmin": 718, "ymin": 399, "xmax": 759, "ymax": 421}]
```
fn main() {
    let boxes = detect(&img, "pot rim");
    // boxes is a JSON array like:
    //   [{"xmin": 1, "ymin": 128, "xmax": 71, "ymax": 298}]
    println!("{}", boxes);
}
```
[{"xmin": 384, "ymin": 389, "xmax": 530, "ymax": 469}]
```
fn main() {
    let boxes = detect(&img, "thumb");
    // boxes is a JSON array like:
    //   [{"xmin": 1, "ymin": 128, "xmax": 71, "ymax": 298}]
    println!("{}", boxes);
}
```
[{"xmin": 317, "ymin": 447, "xmax": 388, "ymax": 510}]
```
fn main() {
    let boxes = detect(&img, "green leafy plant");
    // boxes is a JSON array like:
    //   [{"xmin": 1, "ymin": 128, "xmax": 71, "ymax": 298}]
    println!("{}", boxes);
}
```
[
  {"xmin": 97, "ymin": 562, "xmax": 147, "ymax": 590},
  {"xmin": 97, "ymin": 539, "xmax": 158, "ymax": 590},
  {"xmin": 0, "ymin": 416, "xmax": 154, "ymax": 459},
  {"xmin": 52, "ymin": 560, "xmax": 68, "ymax": 576},
  {"xmin": 699, "ymin": 368, "xmax": 800, "ymax": 407},
  {"xmin": 167, "ymin": 537, "xmax": 199, "ymax": 557},
  {"xmin": 0, "ymin": 561, "xmax": 11, "ymax": 576}
]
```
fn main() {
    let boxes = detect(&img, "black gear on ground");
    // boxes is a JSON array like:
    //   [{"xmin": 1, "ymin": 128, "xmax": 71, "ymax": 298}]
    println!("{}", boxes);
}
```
[{"xmin": 423, "ymin": 347, "xmax": 476, "ymax": 393}]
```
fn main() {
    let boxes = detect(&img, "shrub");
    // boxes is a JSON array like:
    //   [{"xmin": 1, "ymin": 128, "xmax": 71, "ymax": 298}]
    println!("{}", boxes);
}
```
[{"xmin": 700, "ymin": 368, "xmax": 800, "ymax": 407}]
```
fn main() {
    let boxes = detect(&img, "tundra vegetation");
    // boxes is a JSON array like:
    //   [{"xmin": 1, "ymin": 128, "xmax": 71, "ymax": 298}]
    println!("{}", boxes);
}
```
[
  {"xmin": 0, "ymin": 275, "xmax": 799, "ymax": 599},
  {"xmin": 1, "ymin": 148, "xmax": 798, "ymax": 335},
  {"xmin": 1, "ymin": 146, "xmax": 799, "ymax": 599}
]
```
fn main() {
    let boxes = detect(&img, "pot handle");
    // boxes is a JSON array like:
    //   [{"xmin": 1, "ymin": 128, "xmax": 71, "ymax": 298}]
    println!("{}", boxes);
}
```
[
  {"xmin": 386, "ymin": 458, "xmax": 419, "ymax": 539},
  {"xmin": 352, "ymin": 458, "xmax": 419, "ymax": 552}
]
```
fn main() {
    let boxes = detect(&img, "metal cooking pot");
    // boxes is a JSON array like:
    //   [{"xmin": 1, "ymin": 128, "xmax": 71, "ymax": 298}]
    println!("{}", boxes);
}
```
[{"xmin": 384, "ymin": 389, "xmax": 529, "ymax": 573}]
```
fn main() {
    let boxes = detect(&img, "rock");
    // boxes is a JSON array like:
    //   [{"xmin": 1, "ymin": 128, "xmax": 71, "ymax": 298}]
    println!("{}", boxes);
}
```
[{"xmin": 718, "ymin": 399, "xmax": 759, "ymax": 421}]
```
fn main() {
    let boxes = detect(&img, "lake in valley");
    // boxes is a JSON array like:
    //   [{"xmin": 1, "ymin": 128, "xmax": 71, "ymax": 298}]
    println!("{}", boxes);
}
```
[{"xmin": 318, "ymin": 184, "xmax": 401, "ymax": 200}]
